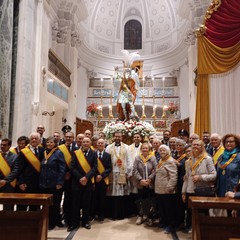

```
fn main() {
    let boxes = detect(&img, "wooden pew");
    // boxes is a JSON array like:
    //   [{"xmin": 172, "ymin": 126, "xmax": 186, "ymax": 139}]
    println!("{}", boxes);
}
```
[
  {"xmin": 189, "ymin": 196, "xmax": 240, "ymax": 240},
  {"xmin": 0, "ymin": 193, "xmax": 53, "ymax": 240}
]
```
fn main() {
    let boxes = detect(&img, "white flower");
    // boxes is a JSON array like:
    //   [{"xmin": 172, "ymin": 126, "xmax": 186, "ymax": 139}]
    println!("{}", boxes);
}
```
[{"xmin": 103, "ymin": 120, "xmax": 156, "ymax": 140}]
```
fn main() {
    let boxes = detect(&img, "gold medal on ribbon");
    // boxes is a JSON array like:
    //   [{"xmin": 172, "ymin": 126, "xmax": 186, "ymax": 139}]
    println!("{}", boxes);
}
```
[
  {"xmin": 192, "ymin": 170, "xmax": 195, "ymax": 176},
  {"xmin": 116, "ymin": 159, "xmax": 122, "ymax": 167},
  {"xmin": 222, "ymin": 169, "xmax": 226, "ymax": 175}
]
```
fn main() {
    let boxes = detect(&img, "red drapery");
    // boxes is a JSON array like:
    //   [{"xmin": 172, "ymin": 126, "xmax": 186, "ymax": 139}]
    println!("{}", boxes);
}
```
[{"xmin": 205, "ymin": 0, "xmax": 240, "ymax": 47}]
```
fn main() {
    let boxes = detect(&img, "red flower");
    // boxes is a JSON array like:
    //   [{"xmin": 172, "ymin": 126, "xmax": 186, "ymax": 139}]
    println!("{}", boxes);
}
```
[{"xmin": 87, "ymin": 103, "xmax": 99, "ymax": 114}]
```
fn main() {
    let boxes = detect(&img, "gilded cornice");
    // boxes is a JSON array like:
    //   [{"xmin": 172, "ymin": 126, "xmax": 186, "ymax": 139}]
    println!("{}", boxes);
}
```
[{"xmin": 195, "ymin": 0, "xmax": 222, "ymax": 37}]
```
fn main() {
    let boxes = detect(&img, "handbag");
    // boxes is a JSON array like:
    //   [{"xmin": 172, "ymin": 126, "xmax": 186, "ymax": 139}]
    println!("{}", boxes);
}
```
[
  {"xmin": 194, "ymin": 186, "xmax": 216, "ymax": 197},
  {"xmin": 135, "ymin": 198, "xmax": 156, "ymax": 216}
]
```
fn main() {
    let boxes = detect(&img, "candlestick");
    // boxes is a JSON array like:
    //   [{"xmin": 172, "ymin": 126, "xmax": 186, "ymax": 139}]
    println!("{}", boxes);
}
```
[
  {"xmin": 141, "ymin": 96, "xmax": 146, "ymax": 119},
  {"xmin": 108, "ymin": 95, "xmax": 114, "ymax": 118},
  {"xmin": 161, "ymin": 77, "xmax": 167, "ymax": 118}
]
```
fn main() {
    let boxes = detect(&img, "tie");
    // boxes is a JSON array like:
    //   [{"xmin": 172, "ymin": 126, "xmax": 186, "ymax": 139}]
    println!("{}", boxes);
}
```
[
  {"xmin": 84, "ymin": 150, "xmax": 87, "ymax": 156},
  {"xmin": 34, "ymin": 148, "xmax": 39, "ymax": 157},
  {"xmin": 99, "ymin": 152, "xmax": 102, "ymax": 159},
  {"xmin": 213, "ymin": 148, "xmax": 217, "ymax": 155},
  {"xmin": 67, "ymin": 145, "xmax": 71, "ymax": 151}
]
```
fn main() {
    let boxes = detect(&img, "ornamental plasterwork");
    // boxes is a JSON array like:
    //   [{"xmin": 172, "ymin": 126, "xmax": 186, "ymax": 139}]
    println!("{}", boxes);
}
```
[
  {"xmin": 184, "ymin": 29, "xmax": 196, "ymax": 45},
  {"xmin": 87, "ymin": 69, "xmax": 97, "ymax": 79},
  {"xmin": 52, "ymin": 22, "xmax": 68, "ymax": 44}
]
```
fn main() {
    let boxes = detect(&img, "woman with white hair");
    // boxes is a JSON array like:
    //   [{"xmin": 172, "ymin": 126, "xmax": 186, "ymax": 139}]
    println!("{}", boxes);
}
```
[
  {"xmin": 182, "ymin": 140, "xmax": 216, "ymax": 233},
  {"xmin": 155, "ymin": 144, "xmax": 178, "ymax": 234}
]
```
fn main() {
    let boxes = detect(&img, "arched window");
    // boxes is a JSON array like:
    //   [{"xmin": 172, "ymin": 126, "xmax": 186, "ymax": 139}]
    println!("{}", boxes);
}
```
[{"xmin": 124, "ymin": 20, "xmax": 142, "ymax": 50}]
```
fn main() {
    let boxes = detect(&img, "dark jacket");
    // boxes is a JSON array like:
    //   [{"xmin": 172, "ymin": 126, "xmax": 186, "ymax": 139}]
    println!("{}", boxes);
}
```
[
  {"xmin": 39, "ymin": 149, "xmax": 66, "ymax": 189},
  {"xmin": 71, "ymin": 148, "xmax": 97, "ymax": 191},
  {"xmin": 0, "ymin": 152, "xmax": 19, "ymax": 191},
  {"xmin": 18, "ymin": 146, "xmax": 44, "ymax": 190},
  {"xmin": 96, "ymin": 151, "xmax": 112, "ymax": 180},
  {"xmin": 216, "ymin": 152, "xmax": 240, "ymax": 196}
]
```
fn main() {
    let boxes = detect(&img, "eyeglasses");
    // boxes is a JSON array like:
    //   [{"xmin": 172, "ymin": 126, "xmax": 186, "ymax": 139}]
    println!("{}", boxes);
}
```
[
  {"xmin": 1, "ymin": 144, "xmax": 8, "ymax": 147},
  {"xmin": 226, "ymin": 140, "xmax": 235, "ymax": 144}
]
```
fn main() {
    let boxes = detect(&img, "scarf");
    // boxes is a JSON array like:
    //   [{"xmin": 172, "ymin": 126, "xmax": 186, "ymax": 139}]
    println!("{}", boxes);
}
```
[{"xmin": 222, "ymin": 147, "xmax": 240, "ymax": 164}]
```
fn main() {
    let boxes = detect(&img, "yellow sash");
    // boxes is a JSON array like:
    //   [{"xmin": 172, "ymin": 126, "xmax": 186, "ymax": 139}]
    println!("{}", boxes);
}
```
[
  {"xmin": 10, "ymin": 147, "xmax": 18, "ymax": 155},
  {"xmin": 218, "ymin": 153, "xmax": 237, "ymax": 170},
  {"xmin": 157, "ymin": 155, "xmax": 171, "ymax": 169},
  {"xmin": 58, "ymin": 145, "xmax": 72, "ymax": 168},
  {"xmin": 189, "ymin": 154, "xmax": 206, "ymax": 175},
  {"xmin": 21, "ymin": 148, "xmax": 41, "ymax": 172},
  {"xmin": 177, "ymin": 153, "xmax": 186, "ymax": 162},
  {"xmin": 44, "ymin": 148, "xmax": 58, "ymax": 163},
  {"xmin": 213, "ymin": 146, "xmax": 224, "ymax": 164},
  {"xmin": 97, "ymin": 158, "xmax": 109, "ymax": 185},
  {"xmin": 140, "ymin": 154, "xmax": 152, "ymax": 164},
  {"xmin": 0, "ymin": 154, "xmax": 17, "ymax": 188},
  {"xmin": 75, "ymin": 150, "xmax": 94, "ymax": 183}
]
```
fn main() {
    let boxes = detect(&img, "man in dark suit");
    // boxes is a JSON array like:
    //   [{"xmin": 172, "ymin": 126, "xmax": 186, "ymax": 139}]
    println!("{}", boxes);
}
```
[
  {"xmin": 17, "ymin": 132, "xmax": 44, "ymax": 210},
  {"xmin": 59, "ymin": 125, "xmax": 72, "ymax": 145},
  {"xmin": 36, "ymin": 124, "xmax": 46, "ymax": 148},
  {"xmin": 202, "ymin": 131, "xmax": 213, "ymax": 154},
  {"xmin": 58, "ymin": 131, "xmax": 78, "ymax": 226},
  {"xmin": 67, "ymin": 137, "xmax": 97, "ymax": 231},
  {"xmin": 94, "ymin": 138, "xmax": 112, "ymax": 222},
  {"xmin": 0, "ymin": 138, "xmax": 19, "ymax": 209}
]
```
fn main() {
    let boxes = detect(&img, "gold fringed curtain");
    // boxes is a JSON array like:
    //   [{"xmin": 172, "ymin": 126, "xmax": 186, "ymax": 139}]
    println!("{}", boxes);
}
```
[
  {"xmin": 198, "ymin": 36, "xmax": 240, "ymax": 74},
  {"xmin": 195, "ymin": 35, "xmax": 240, "ymax": 136}
]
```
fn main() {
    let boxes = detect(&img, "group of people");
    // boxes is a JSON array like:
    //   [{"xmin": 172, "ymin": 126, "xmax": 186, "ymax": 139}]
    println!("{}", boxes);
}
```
[{"xmin": 0, "ymin": 125, "xmax": 240, "ymax": 235}]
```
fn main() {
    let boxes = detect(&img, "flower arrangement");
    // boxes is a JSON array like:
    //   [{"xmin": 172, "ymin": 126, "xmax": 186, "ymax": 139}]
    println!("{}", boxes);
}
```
[
  {"xmin": 103, "ymin": 120, "xmax": 156, "ymax": 140},
  {"xmin": 167, "ymin": 102, "xmax": 178, "ymax": 114},
  {"xmin": 155, "ymin": 120, "xmax": 167, "ymax": 129},
  {"xmin": 86, "ymin": 103, "xmax": 99, "ymax": 115}
]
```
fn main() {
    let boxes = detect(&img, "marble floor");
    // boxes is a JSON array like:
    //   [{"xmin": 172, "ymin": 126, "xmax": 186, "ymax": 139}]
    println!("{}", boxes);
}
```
[{"xmin": 48, "ymin": 217, "xmax": 191, "ymax": 240}]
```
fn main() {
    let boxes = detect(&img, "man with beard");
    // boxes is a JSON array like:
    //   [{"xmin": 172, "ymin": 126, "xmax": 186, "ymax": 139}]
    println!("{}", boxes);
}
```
[
  {"xmin": 161, "ymin": 130, "xmax": 171, "ymax": 146},
  {"xmin": 105, "ymin": 131, "xmax": 132, "ymax": 220},
  {"xmin": 202, "ymin": 131, "xmax": 213, "ymax": 154}
]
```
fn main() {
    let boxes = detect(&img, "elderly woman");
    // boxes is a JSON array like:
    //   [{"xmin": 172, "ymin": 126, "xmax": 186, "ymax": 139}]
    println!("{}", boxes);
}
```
[
  {"xmin": 174, "ymin": 139, "xmax": 188, "ymax": 229},
  {"xmin": 216, "ymin": 134, "xmax": 240, "ymax": 198},
  {"xmin": 133, "ymin": 142, "xmax": 157, "ymax": 225},
  {"xmin": 39, "ymin": 137, "xmax": 66, "ymax": 230},
  {"xmin": 182, "ymin": 140, "xmax": 216, "ymax": 233},
  {"xmin": 155, "ymin": 144, "xmax": 178, "ymax": 234}
]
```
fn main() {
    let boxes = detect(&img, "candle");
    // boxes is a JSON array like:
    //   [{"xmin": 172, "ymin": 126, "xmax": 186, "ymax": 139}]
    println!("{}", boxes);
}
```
[{"xmin": 142, "ymin": 77, "xmax": 145, "ymax": 95}]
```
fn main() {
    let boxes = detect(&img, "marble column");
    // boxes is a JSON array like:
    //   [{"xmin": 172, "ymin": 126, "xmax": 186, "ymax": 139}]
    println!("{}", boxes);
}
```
[
  {"xmin": 12, "ymin": 0, "xmax": 38, "ymax": 142},
  {"xmin": 0, "ymin": 0, "xmax": 13, "ymax": 138}
]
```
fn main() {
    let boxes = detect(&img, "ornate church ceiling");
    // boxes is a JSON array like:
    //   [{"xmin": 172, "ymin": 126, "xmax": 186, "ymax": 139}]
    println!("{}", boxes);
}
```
[{"xmin": 53, "ymin": 0, "xmax": 211, "ymax": 73}]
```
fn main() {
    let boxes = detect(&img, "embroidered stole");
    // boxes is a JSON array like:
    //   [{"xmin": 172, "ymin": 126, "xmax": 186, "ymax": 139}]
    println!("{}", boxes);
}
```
[
  {"xmin": 213, "ymin": 146, "xmax": 224, "ymax": 164},
  {"xmin": 97, "ymin": 157, "xmax": 109, "ymax": 185},
  {"xmin": 75, "ymin": 150, "xmax": 94, "ymax": 183},
  {"xmin": 21, "ymin": 148, "xmax": 41, "ymax": 173},
  {"xmin": 58, "ymin": 144, "xmax": 72, "ymax": 168},
  {"xmin": 0, "ymin": 154, "xmax": 16, "ymax": 187}
]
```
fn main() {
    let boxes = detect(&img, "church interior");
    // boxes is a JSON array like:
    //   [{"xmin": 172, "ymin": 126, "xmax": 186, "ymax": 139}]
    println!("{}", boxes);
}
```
[
  {"xmin": 0, "ymin": 0, "xmax": 238, "ymax": 141},
  {"xmin": 0, "ymin": 0, "xmax": 240, "ymax": 240}
]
